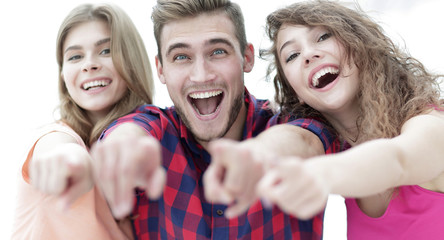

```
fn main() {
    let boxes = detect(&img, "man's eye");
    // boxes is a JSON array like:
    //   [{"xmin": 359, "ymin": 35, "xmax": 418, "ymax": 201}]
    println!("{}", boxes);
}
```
[
  {"xmin": 286, "ymin": 53, "xmax": 299, "ymax": 63},
  {"xmin": 319, "ymin": 33, "xmax": 332, "ymax": 42},
  {"xmin": 174, "ymin": 55, "xmax": 189, "ymax": 61},
  {"xmin": 100, "ymin": 48, "xmax": 111, "ymax": 55},
  {"xmin": 213, "ymin": 49, "xmax": 226, "ymax": 55}
]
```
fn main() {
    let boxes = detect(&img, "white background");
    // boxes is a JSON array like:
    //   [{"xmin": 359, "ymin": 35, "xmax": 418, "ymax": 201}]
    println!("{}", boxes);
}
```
[{"xmin": 1, "ymin": 0, "xmax": 443, "ymax": 239}]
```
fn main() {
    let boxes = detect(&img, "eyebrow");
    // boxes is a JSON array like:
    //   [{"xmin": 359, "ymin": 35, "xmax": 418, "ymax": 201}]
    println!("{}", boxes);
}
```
[
  {"xmin": 279, "ymin": 40, "xmax": 293, "ymax": 56},
  {"xmin": 64, "ymin": 37, "xmax": 111, "ymax": 54},
  {"xmin": 166, "ymin": 43, "xmax": 190, "ymax": 57},
  {"xmin": 165, "ymin": 38, "xmax": 235, "ymax": 57},
  {"xmin": 208, "ymin": 38, "xmax": 235, "ymax": 50},
  {"xmin": 95, "ymin": 37, "xmax": 110, "ymax": 47},
  {"xmin": 279, "ymin": 26, "xmax": 315, "ymax": 56}
]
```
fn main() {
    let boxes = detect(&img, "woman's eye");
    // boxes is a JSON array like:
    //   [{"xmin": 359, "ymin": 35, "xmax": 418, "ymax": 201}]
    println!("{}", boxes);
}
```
[
  {"xmin": 67, "ymin": 55, "xmax": 82, "ymax": 61},
  {"xmin": 100, "ymin": 48, "xmax": 111, "ymax": 55},
  {"xmin": 286, "ymin": 52, "xmax": 299, "ymax": 63},
  {"xmin": 318, "ymin": 33, "xmax": 332, "ymax": 42}
]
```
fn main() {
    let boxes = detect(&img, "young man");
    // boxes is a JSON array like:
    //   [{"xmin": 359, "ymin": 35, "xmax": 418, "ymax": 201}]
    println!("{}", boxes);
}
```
[{"xmin": 91, "ymin": 0, "xmax": 339, "ymax": 239}]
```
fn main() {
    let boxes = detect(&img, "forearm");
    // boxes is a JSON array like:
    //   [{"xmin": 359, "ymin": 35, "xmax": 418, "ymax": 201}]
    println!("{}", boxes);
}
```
[
  {"xmin": 246, "ymin": 124, "xmax": 324, "ymax": 159},
  {"xmin": 306, "ymin": 139, "xmax": 412, "ymax": 197},
  {"xmin": 309, "ymin": 114, "xmax": 444, "ymax": 197}
]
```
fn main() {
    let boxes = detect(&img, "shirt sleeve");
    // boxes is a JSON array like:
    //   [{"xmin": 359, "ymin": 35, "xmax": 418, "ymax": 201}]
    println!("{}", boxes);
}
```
[
  {"xmin": 99, "ymin": 106, "xmax": 166, "ymax": 141},
  {"xmin": 286, "ymin": 118, "xmax": 341, "ymax": 154}
]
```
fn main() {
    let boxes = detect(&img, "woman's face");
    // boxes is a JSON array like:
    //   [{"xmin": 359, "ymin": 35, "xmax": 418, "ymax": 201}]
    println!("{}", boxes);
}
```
[
  {"xmin": 61, "ymin": 20, "xmax": 128, "ymax": 123},
  {"xmin": 276, "ymin": 24, "xmax": 360, "ymax": 116}
]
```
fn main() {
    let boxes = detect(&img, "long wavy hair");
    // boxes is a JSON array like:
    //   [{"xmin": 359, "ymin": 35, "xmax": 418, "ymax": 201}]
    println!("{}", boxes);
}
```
[
  {"xmin": 56, "ymin": 3, "xmax": 154, "ymax": 146},
  {"xmin": 262, "ymin": 0, "xmax": 442, "ymax": 141}
]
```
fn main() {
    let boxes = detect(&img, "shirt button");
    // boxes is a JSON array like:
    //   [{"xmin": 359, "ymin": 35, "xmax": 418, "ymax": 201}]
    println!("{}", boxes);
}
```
[{"xmin": 216, "ymin": 209, "xmax": 224, "ymax": 216}]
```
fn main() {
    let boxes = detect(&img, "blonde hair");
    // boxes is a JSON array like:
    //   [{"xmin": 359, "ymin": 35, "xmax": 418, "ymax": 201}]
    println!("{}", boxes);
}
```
[
  {"xmin": 262, "ymin": 0, "xmax": 442, "ymax": 141},
  {"xmin": 56, "ymin": 3, "xmax": 154, "ymax": 146},
  {"xmin": 151, "ymin": 0, "xmax": 247, "ymax": 64}
]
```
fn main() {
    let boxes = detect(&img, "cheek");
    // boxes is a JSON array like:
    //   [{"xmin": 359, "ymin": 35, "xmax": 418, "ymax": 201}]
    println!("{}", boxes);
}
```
[
  {"xmin": 164, "ymin": 70, "xmax": 186, "ymax": 91},
  {"xmin": 61, "ymin": 67, "xmax": 76, "ymax": 86},
  {"xmin": 116, "ymin": 80, "xmax": 129, "ymax": 97},
  {"xmin": 284, "ymin": 68, "xmax": 303, "ymax": 90},
  {"xmin": 164, "ymin": 79, "xmax": 182, "ymax": 100},
  {"xmin": 223, "ymin": 62, "xmax": 244, "ymax": 87}
]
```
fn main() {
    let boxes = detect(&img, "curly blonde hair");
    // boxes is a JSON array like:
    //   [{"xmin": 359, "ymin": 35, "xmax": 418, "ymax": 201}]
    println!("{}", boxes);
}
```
[
  {"xmin": 262, "ymin": 0, "xmax": 442, "ymax": 141},
  {"xmin": 56, "ymin": 3, "xmax": 154, "ymax": 146}
]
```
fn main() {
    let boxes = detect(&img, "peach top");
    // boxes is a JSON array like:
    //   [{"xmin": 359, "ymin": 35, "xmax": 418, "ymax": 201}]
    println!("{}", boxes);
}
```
[{"xmin": 12, "ymin": 122, "xmax": 132, "ymax": 240}]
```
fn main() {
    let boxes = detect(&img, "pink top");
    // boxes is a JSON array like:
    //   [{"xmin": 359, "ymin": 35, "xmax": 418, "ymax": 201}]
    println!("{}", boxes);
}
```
[
  {"xmin": 346, "ymin": 185, "xmax": 444, "ymax": 240},
  {"xmin": 12, "ymin": 122, "xmax": 133, "ymax": 240}
]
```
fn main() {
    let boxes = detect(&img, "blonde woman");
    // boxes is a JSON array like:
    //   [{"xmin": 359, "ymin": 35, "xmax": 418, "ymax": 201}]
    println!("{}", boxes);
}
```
[{"xmin": 12, "ymin": 3, "xmax": 154, "ymax": 239}]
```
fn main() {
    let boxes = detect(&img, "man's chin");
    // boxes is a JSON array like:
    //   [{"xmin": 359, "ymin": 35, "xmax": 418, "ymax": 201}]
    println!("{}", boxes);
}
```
[{"xmin": 192, "ymin": 129, "xmax": 225, "ymax": 143}]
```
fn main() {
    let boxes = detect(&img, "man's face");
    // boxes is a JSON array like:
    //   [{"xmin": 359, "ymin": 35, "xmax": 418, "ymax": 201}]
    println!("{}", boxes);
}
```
[{"xmin": 156, "ymin": 12, "xmax": 254, "ymax": 145}]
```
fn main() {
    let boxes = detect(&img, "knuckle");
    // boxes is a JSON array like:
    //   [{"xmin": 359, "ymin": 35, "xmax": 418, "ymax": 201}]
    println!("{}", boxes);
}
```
[{"xmin": 227, "ymin": 184, "xmax": 242, "ymax": 196}]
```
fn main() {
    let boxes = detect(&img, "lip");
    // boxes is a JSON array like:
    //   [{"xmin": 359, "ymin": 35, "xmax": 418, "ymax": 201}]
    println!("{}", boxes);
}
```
[
  {"xmin": 187, "ymin": 89, "xmax": 224, "ymax": 121},
  {"xmin": 80, "ymin": 77, "xmax": 112, "ymax": 93},
  {"xmin": 308, "ymin": 64, "xmax": 339, "ymax": 91}
]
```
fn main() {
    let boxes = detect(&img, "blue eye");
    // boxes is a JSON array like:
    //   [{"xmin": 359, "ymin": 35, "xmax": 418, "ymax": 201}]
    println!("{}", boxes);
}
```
[
  {"xmin": 286, "ymin": 52, "xmax": 299, "ymax": 63},
  {"xmin": 174, "ymin": 55, "xmax": 189, "ymax": 61},
  {"xmin": 100, "ymin": 48, "xmax": 111, "ymax": 55},
  {"xmin": 213, "ymin": 49, "xmax": 226, "ymax": 55},
  {"xmin": 67, "ymin": 55, "xmax": 82, "ymax": 61},
  {"xmin": 319, "ymin": 33, "xmax": 332, "ymax": 42}
]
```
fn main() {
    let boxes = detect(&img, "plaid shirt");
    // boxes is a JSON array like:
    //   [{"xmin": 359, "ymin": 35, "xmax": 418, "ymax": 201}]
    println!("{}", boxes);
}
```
[{"xmin": 101, "ymin": 89, "xmax": 340, "ymax": 240}]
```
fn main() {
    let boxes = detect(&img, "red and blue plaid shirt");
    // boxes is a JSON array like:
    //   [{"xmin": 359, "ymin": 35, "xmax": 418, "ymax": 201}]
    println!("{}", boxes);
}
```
[{"xmin": 101, "ymin": 89, "xmax": 340, "ymax": 240}]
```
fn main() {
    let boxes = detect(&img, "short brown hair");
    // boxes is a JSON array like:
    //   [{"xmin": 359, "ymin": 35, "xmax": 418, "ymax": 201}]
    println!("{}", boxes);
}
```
[{"xmin": 152, "ymin": 0, "xmax": 247, "ymax": 64}]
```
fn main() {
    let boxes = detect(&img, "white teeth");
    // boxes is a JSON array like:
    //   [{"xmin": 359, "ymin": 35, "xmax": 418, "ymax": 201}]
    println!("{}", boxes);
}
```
[
  {"xmin": 189, "ymin": 90, "xmax": 222, "ymax": 99},
  {"xmin": 82, "ymin": 80, "xmax": 110, "ymax": 90},
  {"xmin": 312, "ymin": 67, "xmax": 339, "ymax": 87}
]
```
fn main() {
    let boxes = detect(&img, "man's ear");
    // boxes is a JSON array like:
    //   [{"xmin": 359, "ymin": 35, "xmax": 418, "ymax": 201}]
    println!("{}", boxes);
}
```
[
  {"xmin": 242, "ymin": 43, "xmax": 254, "ymax": 73},
  {"xmin": 155, "ymin": 55, "xmax": 166, "ymax": 84}
]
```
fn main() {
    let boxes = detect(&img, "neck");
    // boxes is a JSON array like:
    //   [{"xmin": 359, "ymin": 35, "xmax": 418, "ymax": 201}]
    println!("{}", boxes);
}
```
[
  {"xmin": 87, "ymin": 110, "xmax": 107, "ymax": 126},
  {"xmin": 322, "ymin": 104, "xmax": 360, "ymax": 145}
]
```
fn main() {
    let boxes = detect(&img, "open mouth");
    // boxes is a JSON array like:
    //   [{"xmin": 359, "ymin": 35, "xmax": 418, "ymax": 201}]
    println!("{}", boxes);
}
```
[
  {"xmin": 312, "ymin": 67, "xmax": 339, "ymax": 89},
  {"xmin": 82, "ymin": 80, "xmax": 111, "ymax": 90},
  {"xmin": 188, "ymin": 90, "xmax": 223, "ymax": 116}
]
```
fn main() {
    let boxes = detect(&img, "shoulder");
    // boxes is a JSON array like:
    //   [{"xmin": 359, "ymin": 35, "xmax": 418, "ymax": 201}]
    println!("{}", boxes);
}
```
[
  {"xmin": 287, "ymin": 117, "xmax": 340, "ymax": 153},
  {"xmin": 102, "ymin": 105, "xmax": 180, "ymax": 140},
  {"xmin": 401, "ymin": 110, "xmax": 444, "ymax": 134},
  {"xmin": 32, "ymin": 122, "xmax": 84, "ymax": 147},
  {"xmin": 110, "ymin": 104, "xmax": 175, "ymax": 126}
]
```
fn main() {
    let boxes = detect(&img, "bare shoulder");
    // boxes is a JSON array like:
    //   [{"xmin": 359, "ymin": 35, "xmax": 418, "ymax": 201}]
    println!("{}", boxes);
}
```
[
  {"xmin": 34, "ymin": 131, "xmax": 80, "ymax": 155},
  {"xmin": 401, "ymin": 110, "xmax": 444, "ymax": 133}
]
